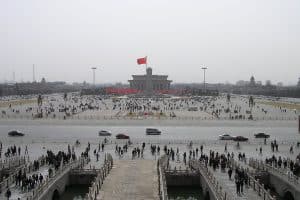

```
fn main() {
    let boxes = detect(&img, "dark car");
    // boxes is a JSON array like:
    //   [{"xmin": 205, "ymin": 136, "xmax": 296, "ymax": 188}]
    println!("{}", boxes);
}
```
[
  {"xmin": 8, "ymin": 130, "xmax": 25, "ymax": 137},
  {"xmin": 233, "ymin": 136, "xmax": 248, "ymax": 142},
  {"xmin": 146, "ymin": 128, "xmax": 161, "ymax": 135},
  {"xmin": 116, "ymin": 134, "xmax": 130, "ymax": 139},
  {"xmin": 254, "ymin": 133, "xmax": 270, "ymax": 138}
]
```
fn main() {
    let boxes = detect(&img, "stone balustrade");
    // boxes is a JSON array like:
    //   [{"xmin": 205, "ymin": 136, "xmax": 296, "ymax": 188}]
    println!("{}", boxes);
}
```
[
  {"xmin": 189, "ymin": 160, "xmax": 231, "ymax": 200},
  {"xmin": 27, "ymin": 157, "xmax": 86, "ymax": 200},
  {"xmin": 0, "ymin": 155, "xmax": 27, "ymax": 169},
  {"xmin": 157, "ymin": 155, "xmax": 168, "ymax": 200},
  {"xmin": 0, "ymin": 155, "xmax": 46, "ymax": 194},
  {"xmin": 248, "ymin": 158, "xmax": 299, "ymax": 185},
  {"xmin": 232, "ymin": 159, "xmax": 276, "ymax": 200},
  {"xmin": 84, "ymin": 154, "xmax": 113, "ymax": 200}
]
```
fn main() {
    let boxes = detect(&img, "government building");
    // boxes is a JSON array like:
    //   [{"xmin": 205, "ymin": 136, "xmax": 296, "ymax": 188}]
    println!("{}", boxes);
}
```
[{"xmin": 128, "ymin": 67, "xmax": 172, "ymax": 95}]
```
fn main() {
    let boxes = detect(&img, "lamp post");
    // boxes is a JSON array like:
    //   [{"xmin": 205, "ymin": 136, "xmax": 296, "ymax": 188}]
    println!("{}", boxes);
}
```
[
  {"xmin": 201, "ymin": 67, "xmax": 207, "ymax": 94},
  {"xmin": 91, "ymin": 67, "xmax": 97, "ymax": 86}
]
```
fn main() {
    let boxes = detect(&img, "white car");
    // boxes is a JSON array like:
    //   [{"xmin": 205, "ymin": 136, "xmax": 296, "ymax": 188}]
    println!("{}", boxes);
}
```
[{"xmin": 219, "ymin": 134, "xmax": 234, "ymax": 140}]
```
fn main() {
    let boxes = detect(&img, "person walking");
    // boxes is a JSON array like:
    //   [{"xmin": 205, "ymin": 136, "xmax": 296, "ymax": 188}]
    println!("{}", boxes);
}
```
[
  {"xmin": 235, "ymin": 173, "xmax": 240, "ymax": 195},
  {"xmin": 228, "ymin": 167, "xmax": 233, "ymax": 180},
  {"xmin": 5, "ymin": 187, "xmax": 11, "ymax": 200}
]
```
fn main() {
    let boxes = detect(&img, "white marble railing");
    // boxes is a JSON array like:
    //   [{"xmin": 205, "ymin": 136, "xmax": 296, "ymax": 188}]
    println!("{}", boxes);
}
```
[
  {"xmin": 0, "ymin": 155, "xmax": 27, "ymax": 169},
  {"xmin": 27, "ymin": 158, "xmax": 86, "ymax": 200},
  {"xmin": 232, "ymin": 159, "xmax": 276, "ymax": 200},
  {"xmin": 248, "ymin": 158, "xmax": 299, "ymax": 185},
  {"xmin": 84, "ymin": 154, "xmax": 113, "ymax": 200},
  {"xmin": 158, "ymin": 155, "xmax": 168, "ymax": 200},
  {"xmin": 190, "ymin": 160, "xmax": 231, "ymax": 200},
  {"xmin": 0, "ymin": 155, "xmax": 46, "ymax": 194}
]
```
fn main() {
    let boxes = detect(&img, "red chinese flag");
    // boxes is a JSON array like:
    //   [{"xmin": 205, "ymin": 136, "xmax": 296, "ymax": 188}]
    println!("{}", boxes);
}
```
[{"xmin": 137, "ymin": 57, "xmax": 147, "ymax": 65}]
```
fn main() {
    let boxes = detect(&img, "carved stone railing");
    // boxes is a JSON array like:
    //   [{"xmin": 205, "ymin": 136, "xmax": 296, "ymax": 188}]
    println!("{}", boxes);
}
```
[
  {"xmin": 0, "ymin": 155, "xmax": 46, "ymax": 194},
  {"xmin": 233, "ymin": 159, "xmax": 276, "ymax": 200},
  {"xmin": 0, "ymin": 155, "xmax": 27, "ymax": 169},
  {"xmin": 157, "ymin": 155, "xmax": 168, "ymax": 200},
  {"xmin": 84, "ymin": 154, "xmax": 113, "ymax": 200},
  {"xmin": 28, "ymin": 157, "xmax": 86, "ymax": 200},
  {"xmin": 248, "ymin": 158, "xmax": 299, "ymax": 185},
  {"xmin": 189, "ymin": 160, "xmax": 230, "ymax": 200}
]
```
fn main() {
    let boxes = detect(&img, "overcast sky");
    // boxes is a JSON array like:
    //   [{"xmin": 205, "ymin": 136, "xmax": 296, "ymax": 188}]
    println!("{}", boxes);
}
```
[{"xmin": 0, "ymin": 0, "xmax": 299, "ymax": 85}]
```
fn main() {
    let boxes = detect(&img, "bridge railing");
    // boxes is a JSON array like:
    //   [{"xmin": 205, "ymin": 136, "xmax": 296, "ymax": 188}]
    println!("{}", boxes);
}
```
[
  {"xmin": 28, "ymin": 157, "xmax": 86, "ymax": 200},
  {"xmin": 190, "ymin": 160, "xmax": 231, "ymax": 200},
  {"xmin": 84, "ymin": 154, "xmax": 113, "ymax": 200},
  {"xmin": 0, "ymin": 155, "xmax": 27, "ymax": 169},
  {"xmin": 232, "ymin": 159, "xmax": 276, "ymax": 200},
  {"xmin": 0, "ymin": 155, "xmax": 46, "ymax": 194},
  {"xmin": 248, "ymin": 158, "xmax": 299, "ymax": 185},
  {"xmin": 157, "ymin": 155, "xmax": 168, "ymax": 200}
]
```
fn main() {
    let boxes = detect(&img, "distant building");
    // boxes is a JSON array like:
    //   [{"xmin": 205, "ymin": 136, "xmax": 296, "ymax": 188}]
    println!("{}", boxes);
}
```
[
  {"xmin": 277, "ymin": 82, "xmax": 283, "ymax": 87},
  {"xmin": 298, "ymin": 78, "xmax": 300, "ymax": 87},
  {"xmin": 128, "ymin": 67, "xmax": 172, "ymax": 95},
  {"xmin": 266, "ymin": 80, "xmax": 272, "ymax": 86},
  {"xmin": 256, "ymin": 81, "xmax": 262, "ymax": 86},
  {"xmin": 249, "ymin": 76, "xmax": 256, "ymax": 86},
  {"xmin": 236, "ymin": 80, "xmax": 248, "ymax": 86}
]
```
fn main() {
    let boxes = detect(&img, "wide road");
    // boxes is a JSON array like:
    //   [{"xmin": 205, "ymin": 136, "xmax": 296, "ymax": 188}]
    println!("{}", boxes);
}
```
[{"xmin": 97, "ymin": 159, "xmax": 159, "ymax": 200}]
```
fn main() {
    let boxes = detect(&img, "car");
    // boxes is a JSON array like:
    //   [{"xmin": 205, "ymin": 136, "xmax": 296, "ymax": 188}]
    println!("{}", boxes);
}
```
[
  {"xmin": 233, "ymin": 136, "xmax": 249, "ymax": 142},
  {"xmin": 99, "ymin": 130, "xmax": 112, "ymax": 136},
  {"xmin": 146, "ymin": 128, "xmax": 161, "ymax": 135},
  {"xmin": 219, "ymin": 134, "xmax": 234, "ymax": 140},
  {"xmin": 8, "ymin": 130, "xmax": 25, "ymax": 137},
  {"xmin": 254, "ymin": 133, "xmax": 270, "ymax": 138},
  {"xmin": 116, "ymin": 134, "xmax": 130, "ymax": 139}
]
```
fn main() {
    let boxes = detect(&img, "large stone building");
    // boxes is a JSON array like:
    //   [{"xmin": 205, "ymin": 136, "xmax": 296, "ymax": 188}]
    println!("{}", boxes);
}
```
[{"xmin": 128, "ymin": 67, "xmax": 172, "ymax": 95}]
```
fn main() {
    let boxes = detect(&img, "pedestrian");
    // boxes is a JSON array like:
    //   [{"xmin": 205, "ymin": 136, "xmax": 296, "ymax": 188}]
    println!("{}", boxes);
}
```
[
  {"xmin": 5, "ymin": 188, "xmax": 11, "ymax": 200},
  {"xmin": 235, "ymin": 173, "xmax": 240, "ymax": 195},
  {"xmin": 228, "ymin": 167, "xmax": 233, "ymax": 180}
]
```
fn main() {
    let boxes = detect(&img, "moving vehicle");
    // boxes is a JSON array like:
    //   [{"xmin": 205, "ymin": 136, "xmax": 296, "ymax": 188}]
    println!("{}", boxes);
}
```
[
  {"xmin": 233, "ymin": 136, "xmax": 249, "ymax": 142},
  {"xmin": 116, "ymin": 134, "xmax": 130, "ymax": 139},
  {"xmin": 8, "ymin": 130, "xmax": 25, "ymax": 137},
  {"xmin": 146, "ymin": 128, "xmax": 161, "ymax": 135},
  {"xmin": 219, "ymin": 134, "xmax": 234, "ymax": 140},
  {"xmin": 98, "ymin": 130, "xmax": 112, "ymax": 136},
  {"xmin": 254, "ymin": 133, "xmax": 270, "ymax": 138}
]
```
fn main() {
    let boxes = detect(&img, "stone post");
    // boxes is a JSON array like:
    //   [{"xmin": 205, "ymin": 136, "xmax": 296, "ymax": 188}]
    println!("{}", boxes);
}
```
[{"xmin": 298, "ymin": 115, "xmax": 300, "ymax": 132}]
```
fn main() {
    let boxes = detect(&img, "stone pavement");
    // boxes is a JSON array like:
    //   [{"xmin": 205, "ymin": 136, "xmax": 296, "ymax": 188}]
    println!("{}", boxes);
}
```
[{"xmin": 97, "ymin": 159, "xmax": 159, "ymax": 200}]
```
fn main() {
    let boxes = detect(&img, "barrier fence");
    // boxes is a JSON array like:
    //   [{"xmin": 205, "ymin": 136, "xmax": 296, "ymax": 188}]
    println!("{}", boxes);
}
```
[{"xmin": 0, "ymin": 113, "xmax": 298, "ymax": 121}]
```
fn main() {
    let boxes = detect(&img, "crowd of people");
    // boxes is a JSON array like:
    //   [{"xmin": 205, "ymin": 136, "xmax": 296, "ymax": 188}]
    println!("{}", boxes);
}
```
[{"xmin": 265, "ymin": 155, "xmax": 300, "ymax": 175}]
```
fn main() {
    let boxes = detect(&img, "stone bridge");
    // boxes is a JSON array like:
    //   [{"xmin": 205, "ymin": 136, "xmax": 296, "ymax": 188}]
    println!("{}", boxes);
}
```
[
  {"xmin": 28, "ymin": 158, "xmax": 86, "ymax": 200},
  {"xmin": 249, "ymin": 158, "xmax": 300, "ymax": 200},
  {"xmin": 189, "ymin": 160, "xmax": 227, "ymax": 200}
]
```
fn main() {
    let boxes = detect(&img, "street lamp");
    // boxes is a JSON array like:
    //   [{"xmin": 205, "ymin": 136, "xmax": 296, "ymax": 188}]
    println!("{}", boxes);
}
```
[
  {"xmin": 91, "ymin": 67, "xmax": 97, "ymax": 86},
  {"xmin": 201, "ymin": 67, "xmax": 207, "ymax": 94}
]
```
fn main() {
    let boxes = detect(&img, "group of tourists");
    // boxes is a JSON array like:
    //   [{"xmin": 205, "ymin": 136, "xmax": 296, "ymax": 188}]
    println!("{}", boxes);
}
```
[
  {"xmin": 3, "ymin": 145, "xmax": 21, "ymax": 157},
  {"xmin": 265, "ymin": 155, "xmax": 300, "ymax": 175}
]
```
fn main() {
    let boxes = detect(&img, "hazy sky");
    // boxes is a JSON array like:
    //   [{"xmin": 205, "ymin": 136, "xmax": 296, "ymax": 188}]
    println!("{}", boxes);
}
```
[{"xmin": 0, "ymin": 0, "xmax": 299, "ymax": 85}]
